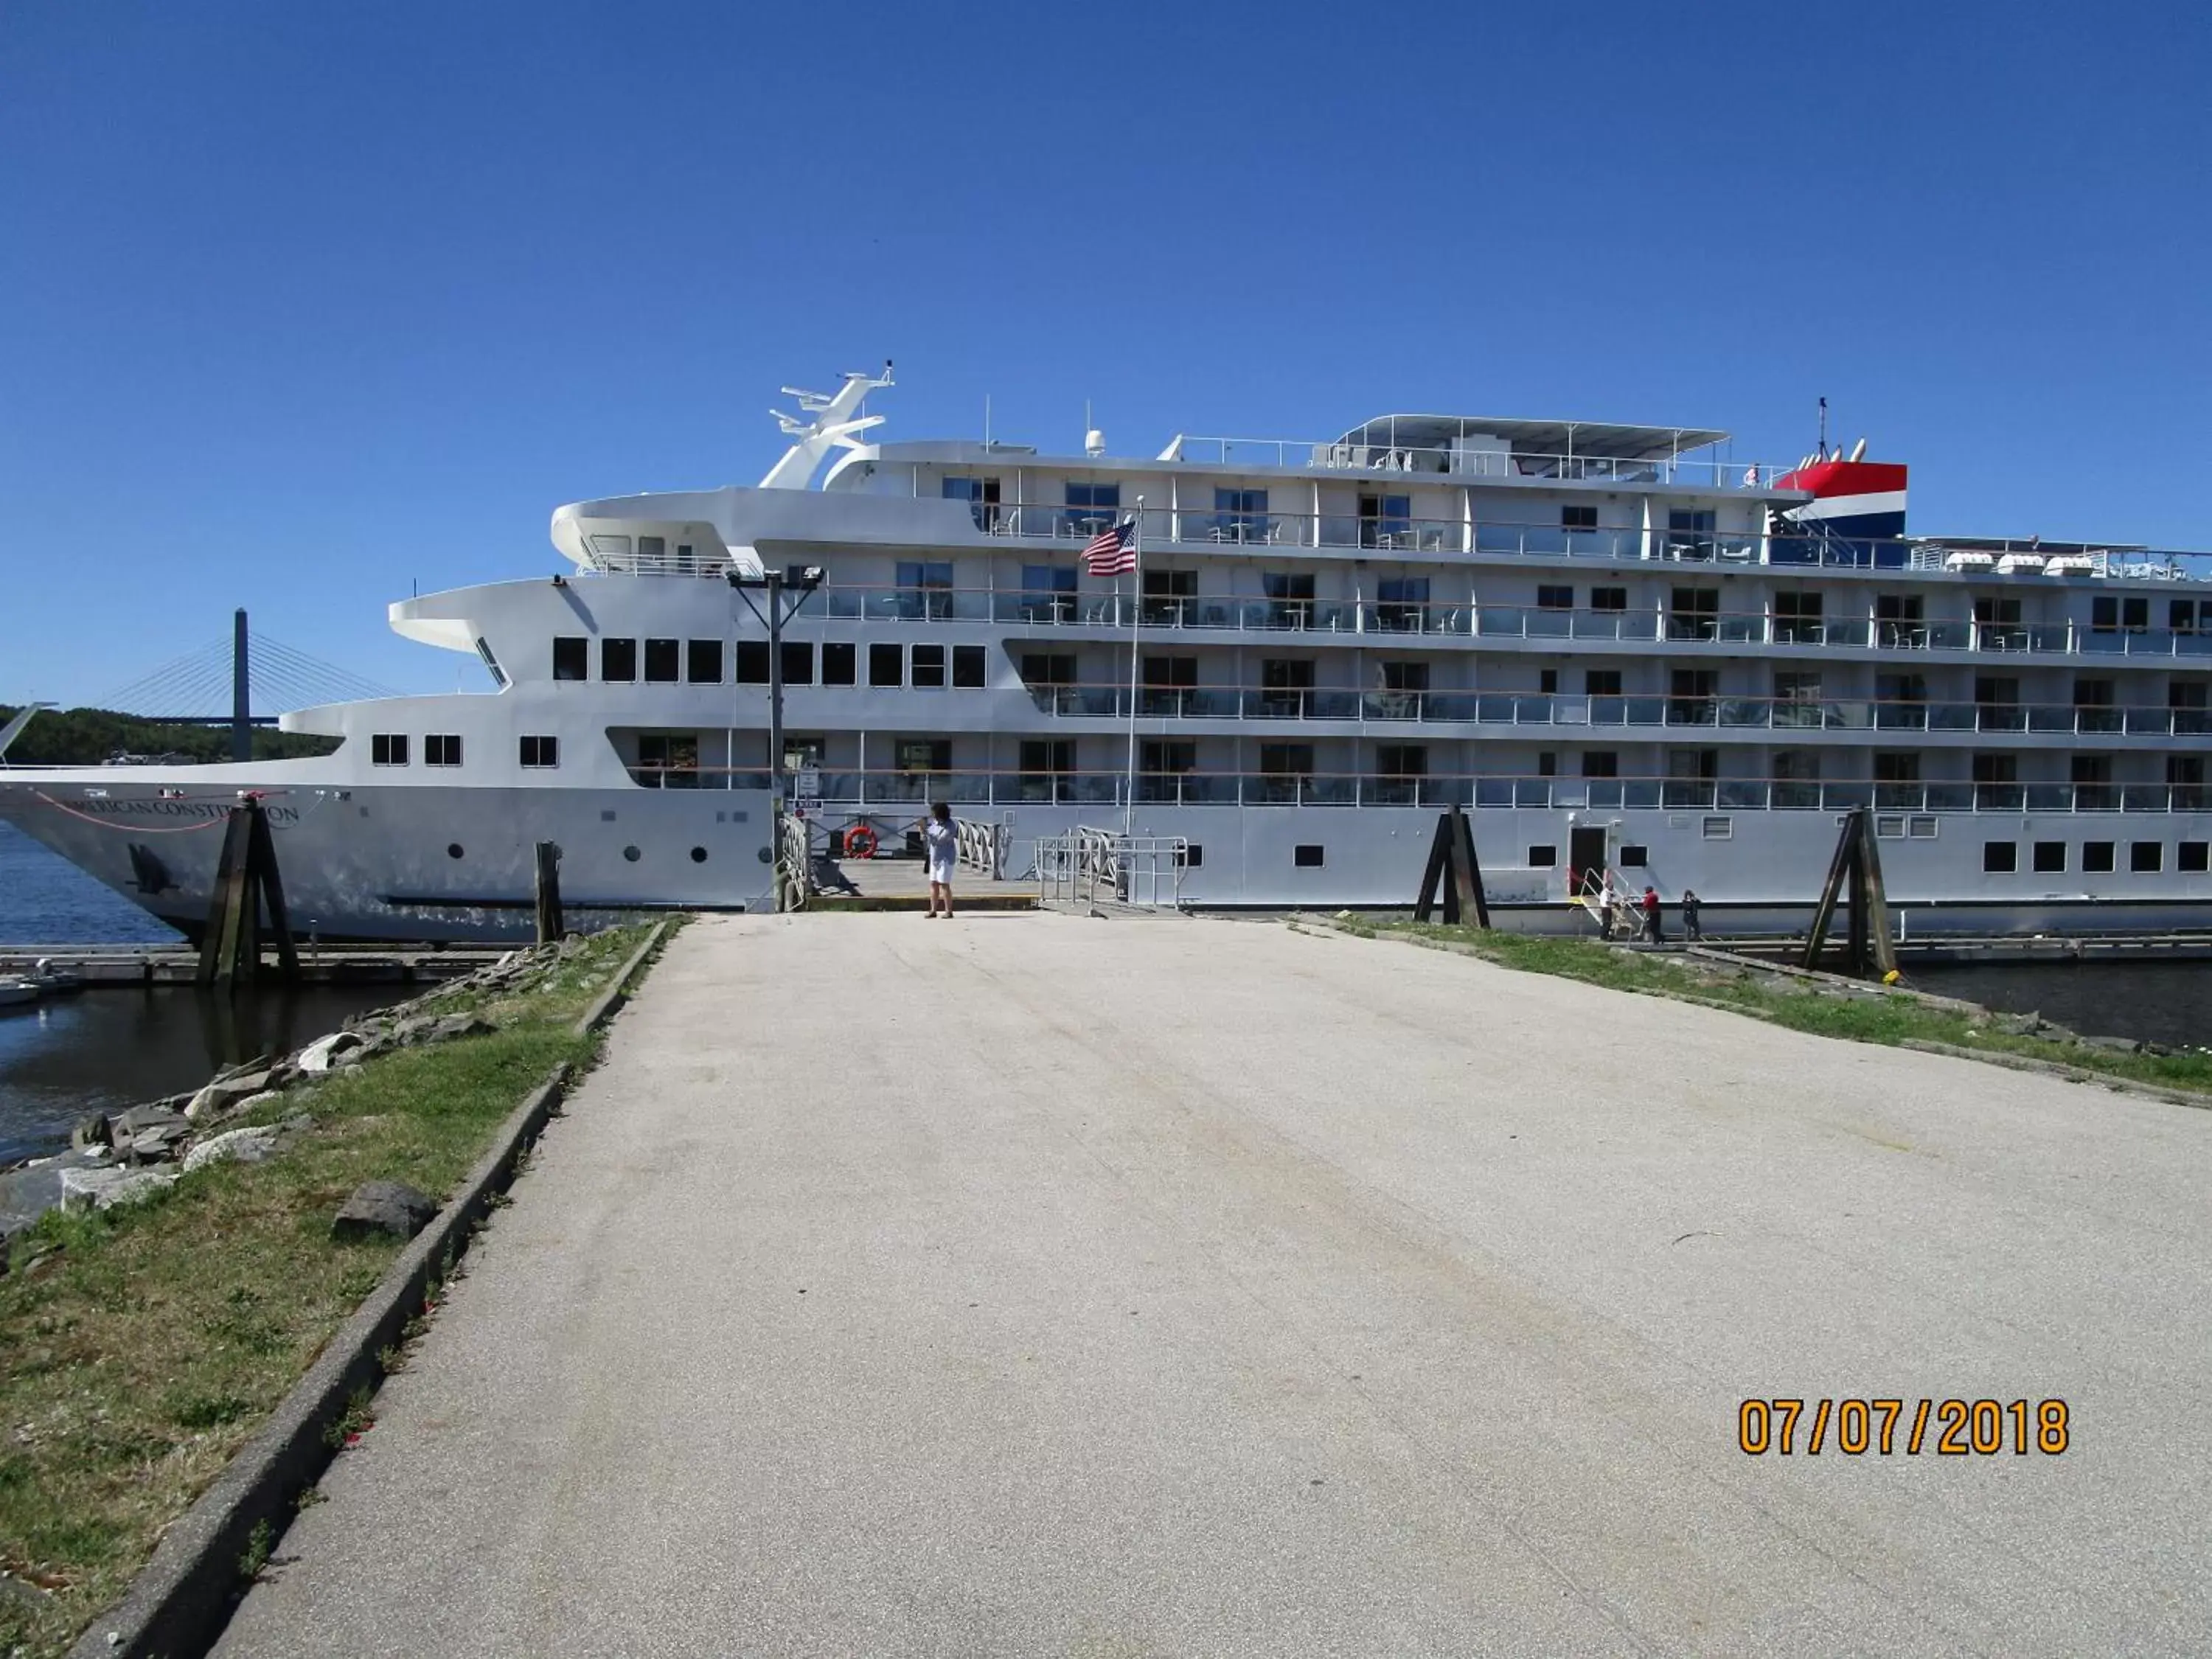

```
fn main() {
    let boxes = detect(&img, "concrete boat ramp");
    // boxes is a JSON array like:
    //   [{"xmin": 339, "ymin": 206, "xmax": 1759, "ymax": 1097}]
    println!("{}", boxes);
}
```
[{"xmin": 216, "ymin": 913, "xmax": 2212, "ymax": 1657}]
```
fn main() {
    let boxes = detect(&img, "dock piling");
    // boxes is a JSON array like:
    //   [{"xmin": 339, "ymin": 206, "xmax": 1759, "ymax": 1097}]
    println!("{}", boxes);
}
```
[
  {"xmin": 195, "ymin": 799, "xmax": 301, "ymax": 987},
  {"xmin": 534, "ymin": 842, "xmax": 565, "ymax": 942},
  {"xmin": 1802, "ymin": 807, "xmax": 1898, "ymax": 979},
  {"xmin": 1413, "ymin": 808, "xmax": 1491, "ymax": 928}
]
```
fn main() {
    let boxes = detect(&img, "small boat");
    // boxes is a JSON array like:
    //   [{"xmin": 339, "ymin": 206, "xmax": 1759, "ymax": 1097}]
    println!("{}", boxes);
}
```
[
  {"xmin": 0, "ymin": 979, "xmax": 37, "ymax": 1009},
  {"xmin": 27, "ymin": 960, "xmax": 82, "ymax": 996}
]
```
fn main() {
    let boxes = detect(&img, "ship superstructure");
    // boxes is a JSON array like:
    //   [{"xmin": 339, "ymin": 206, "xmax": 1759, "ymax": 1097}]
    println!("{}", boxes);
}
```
[{"xmin": 3, "ymin": 369, "xmax": 2208, "ymax": 938}]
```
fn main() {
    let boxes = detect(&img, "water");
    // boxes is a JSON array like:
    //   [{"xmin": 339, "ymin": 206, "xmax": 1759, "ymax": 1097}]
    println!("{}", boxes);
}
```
[
  {"xmin": 0, "ymin": 822, "xmax": 408, "ymax": 1162},
  {"xmin": 1911, "ymin": 962, "xmax": 2211, "ymax": 1051}
]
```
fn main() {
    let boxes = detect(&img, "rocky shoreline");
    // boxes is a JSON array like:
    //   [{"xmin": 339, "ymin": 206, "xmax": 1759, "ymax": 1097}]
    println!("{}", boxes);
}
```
[{"xmin": 0, "ymin": 939, "xmax": 602, "ymax": 1256}]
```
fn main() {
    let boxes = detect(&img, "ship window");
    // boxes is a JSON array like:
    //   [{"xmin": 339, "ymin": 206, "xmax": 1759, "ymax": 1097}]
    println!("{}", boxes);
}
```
[
  {"xmin": 1539, "ymin": 669, "xmax": 1559, "ymax": 695},
  {"xmin": 601, "ymin": 638, "xmax": 637, "ymax": 682},
  {"xmin": 2083, "ymin": 841, "xmax": 2115, "ymax": 873},
  {"xmin": 1293, "ymin": 844, "xmax": 1325, "ymax": 868},
  {"xmin": 552, "ymin": 637, "xmax": 588, "ymax": 681},
  {"xmin": 425, "ymin": 734, "xmax": 462, "ymax": 768},
  {"xmin": 1063, "ymin": 482, "xmax": 1120, "ymax": 538},
  {"xmin": 821, "ymin": 641, "xmax": 856, "ymax": 685},
  {"xmin": 736, "ymin": 641, "xmax": 769, "ymax": 684},
  {"xmin": 781, "ymin": 642, "xmax": 814, "ymax": 686},
  {"xmin": 911, "ymin": 644, "xmax": 946, "ymax": 689},
  {"xmin": 1590, "ymin": 586, "xmax": 1627, "ymax": 611},
  {"xmin": 1217, "ymin": 488, "xmax": 1270, "ymax": 540},
  {"xmin": 1585, "ymin": 669, "xmax": 1621, "ymax": 696},
  {"xmin": 521, "ymin": 735, "xmax": 559, "ymax": 768},
  {"xmin": 1562, "ymin": 504, "xmax": 1598, "ymax": 531},
  {"xmin": 1537, "ymin": 751, "xmax": 1557, "ymax": 776},
  {"xmin": 2033, "ymin": 841, "xmax": 2066, "ymax": 872},
  {"xmin": 1983, "ymin": 841, "xmax": 2017, "ymax": 873},
  {"xmin": 1537, "ymin": 585, "xmax": 1573, "ymax": 611},
  {"xmin": 1178, "ymin": 844, "xmax": 1203, "ymax": 869},
  {"xmin": 952, "ymin": 644, "xmax": 987, "ymax": 689},
  {"xmin": 1021, "ymin": 653, "xmax": 1077, "ymax": 688},
  {"xmin": 869, "ymin": 643, "xmax": 903, "ymax": 687},
  {"xmin": 686, "ymin": 639, "xmax": 723, "ymax": 684},
  {"xmin": 1666, "ymin": 509, "xmax": 1717, "ymax": 559},
  {"xmin": 1023, "ymin": 564, "xmax": 1079, "ymax": 622},
  {"xmin": 2171, "ymin": 599, "xmax": 2206, "ymax": 634},
  {"xmin": 2180, "ymin": 841, "xmax": 2209, "ymax": 872},
  {"xmin": 897, "ymin": 560, "xmax": 955, "ymax": 619},
  {"xmin": 644, "ymin": 639, "xmax": 680, "ymax": 683},
  {"xmin": 1702, "ymin": 816, "xmax": 1732, "ymax": 840},
  {"xmin": 1617, "ymin": 844, "xmax": 1647, "ymax": 867},
  {"xmin": 371, "ymin": 734, "xmax": 408, "ymax": 766},
  {"xmin": 1909, "ymin": 816, "xmax": 1938, "ymax": 838},
  {"xmin": 1582, "ymin": 751, "xmax": 1618, "ymax": 778},
  {"xmin": 2131, "ymin": 841, "xmax": 2163, "ymax": 873},
  {"xmin": 1876, "ymin": 815, "xmax": 1905, "ymax": 838},
  {"xmin": 897, "ymin": 740, "xmax": 950, "ymax": 773},
  {"xmin": 2091, "ymin": 595, "xmax": 2149, "ymax": 633},
  {"xmin": 475, "ymin": 637, "xmax": 508, "ymax": 689},
  {"xmin": 1526, "ymin": 844, "xmax": 1557, "ymax": 866},
  {"xmin": 942, "ymin": 475, "xmax": 1001, "ymax": 531}
]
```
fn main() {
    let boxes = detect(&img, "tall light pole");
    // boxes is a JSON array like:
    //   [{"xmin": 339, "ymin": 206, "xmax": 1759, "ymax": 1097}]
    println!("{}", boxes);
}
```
[{"xmin": 727, "ymin": 565, "xmax": 824, "ymax": 809}]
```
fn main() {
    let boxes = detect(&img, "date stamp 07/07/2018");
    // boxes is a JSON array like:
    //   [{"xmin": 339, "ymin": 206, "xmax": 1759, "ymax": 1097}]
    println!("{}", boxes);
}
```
[{"xmin": 1739, "ymin": 1398, "xmax": 2070, "ymax": 1458}]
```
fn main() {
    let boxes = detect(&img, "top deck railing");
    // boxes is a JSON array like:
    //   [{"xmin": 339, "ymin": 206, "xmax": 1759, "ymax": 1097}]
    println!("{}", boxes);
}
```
[{"xmin": 1160, "ymin": 436, "xmax": 1785, "ymax": 490}]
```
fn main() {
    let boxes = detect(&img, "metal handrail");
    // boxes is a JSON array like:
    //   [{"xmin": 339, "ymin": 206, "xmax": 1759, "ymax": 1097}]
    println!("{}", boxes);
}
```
[{"xmin": 1036, "ymin": 826, "xmax": 1188, "ymax": 909}]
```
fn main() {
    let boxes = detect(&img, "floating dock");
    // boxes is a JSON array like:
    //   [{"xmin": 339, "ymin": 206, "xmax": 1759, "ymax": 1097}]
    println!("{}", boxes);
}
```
[{"xmin": 0, "ymin": 944, "xmax": 511, "ymax": 987}]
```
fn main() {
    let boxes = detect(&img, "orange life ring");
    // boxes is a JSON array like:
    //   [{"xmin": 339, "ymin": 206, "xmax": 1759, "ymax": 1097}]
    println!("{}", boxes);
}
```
[{"xmin": 844, "ymin": 824, "xmax": 878, "ymax": 859}]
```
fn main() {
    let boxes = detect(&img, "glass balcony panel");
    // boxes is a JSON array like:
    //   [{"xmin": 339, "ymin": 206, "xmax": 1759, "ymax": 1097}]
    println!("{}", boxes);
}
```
[
  {"xmin": 1310, "ymin": 691, "xmax": 1361, "ymax": 719},
  {"xmin": 1526, "ymin": 609, "xmax": 1573, "ymax": 639},
  {"xmin": 1975, "ymin": 705, "xmax": 2027, "ymax": 732},
  {"xmin": 1875, "ymin": 703, "xmax": 1929, "ymax": 730},
  {"xmin": 2175, "ymin": 709, "xmax": 2211, "ymax": 734},
  {"xmin": 1772, "ymin": 701, "xmax": 1825, "ymax": 730},
  {"xmin": 1551, "ymin": 695, "xmax": 1591, "ymax": 725},
  {"xmin": 1476, "ymin": 694, "xmax": 1518, "ymax": 723},
  {"xmin": 1666, "ymin": 616, "xmax": 1719, "ymax": 642},
  {"xmin": 1587, "ymin": 695, "xmax": 1627, "ymax": 726},
  {"xmin": 1773, "ymin": 782, "xmax": 1823, "ymax": 809},
  {"xmin": 2027, "ymin": 706, "xmax": 2074, "ymax": 734},
  {"xmin": 1624, "ymin": 697, "xmax": 1667, "ymax": 726},
  {"xmin": 1826, "ymin": 617, "xmax": 1872, "ymax": 647},
  {"xmin": 1586, "ymin": 780, "xmax": 1625, "ymax": 809},
  {"xmin": 2024, "ymin": 785, "xmax": 2073, "ymax": 812},
  {"xmin": 1476, "ymin": 608, "xmax": 1527, "ymax": 638},
  {"xmin": 2078, "ymin": 631, "xmax": 2126, "ymax": 655},
  {"xmin": 1717, "ymin": 615, "xmax": 1762, "ymax": 644},
  {"xmin": 1366, "ymin": 779, "xmax": 1419, "ymax": 807},
  {"xmin": 1426, "ymin": 692, "xmax": 1478, "ymax": 722},
  {"xmin": 1822, "ymin": 782, "xmax": 1874, "ymax": 810},
  {"xmin": 1925, "ymin": 622, "xmax": 1974, "ymax": 650},
  {"xmin": 1364, "ymin": 691, "xmax": 1422, "ymax": 721},
  {"xmin": 2076, "ymin": 707, "xmax": 2124, "ymax": 734},
  {"xmin": 1520, "ymin": 527, "xmax": 1569, "ymax": 556},
  {"xmin": 1874, "ymin": 783, "xmax": 1926, "ymax": 810},
  {"xmin": 1718, "ymin": 780, "xmax": 1768, "ymax": 809},
  {"xmin": 1661, "ymin": 782, "xmax": 1717, "ymax": 809},
  {"xmin": 1516, "ymin": 695, "xmax": 1554, "ymax": 724},
  {"xmin": 1251, "ymin": 776, "xmax": 1302, "ymax": 804},
  {"xmin": 1974, "ymin": 784, "xmax": 2025, "ymax": 812},
  {"xmin": 1622, "ymin": 782, "xmax": 1663, "ymax": 810},
  {"xmin": 1719, "ymin": 698, "xmax": 1769, "ymax": 728},
  {"xmin": 2122, "ymin": 786, "xmax": 2168, "ymax": 813},
  {"xmin": 1474, "ymin": 778, "xmax": 1516, "ymax": 807},
  {"xmin": 1666, "ymin": 699, "xmax": 1718, "ymax": 726},
  {"xmin": 2126, "ymin": 707, "xmax": 2174, "ymax": 736},
  {"xmin": 1513, "ymin": 779, "xmax": 1554, "ymax": 808},
  {"xmin": 1927, "ymin": 703, "xmax": 1976, "ymax": 731},
  {"xmin": 1925, "ymin": 784, "xmax": 1973, "ymax": 812},
  {"xmin": 1473, "ymin": 524, "xmax": 1526, "ymax": 555}
]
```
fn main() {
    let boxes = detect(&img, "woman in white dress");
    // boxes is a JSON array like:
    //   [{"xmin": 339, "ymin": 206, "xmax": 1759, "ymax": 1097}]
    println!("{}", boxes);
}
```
[{"xmin": 921, "ymin": 801, "xmax": 958, "ymax": 918}]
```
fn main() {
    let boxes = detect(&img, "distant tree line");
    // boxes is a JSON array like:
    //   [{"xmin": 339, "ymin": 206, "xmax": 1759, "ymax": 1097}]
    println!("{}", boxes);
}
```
[{"xmin": 0, "ymin": 706, "xmax": 340, "ymax": 766}]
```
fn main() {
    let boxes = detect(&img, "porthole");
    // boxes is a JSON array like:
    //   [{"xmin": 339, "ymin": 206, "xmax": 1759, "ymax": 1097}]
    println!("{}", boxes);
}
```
[
  {"xmin": 689, "ymin": 846, "xmax": 708, "ymax": 863},
  {"xmin": 623, "ymin": 845, "xmax": 641, "ymax": 863},
  {"xmin": 446, "ymin": 844, "xmax": 464, "ymax": 860}
]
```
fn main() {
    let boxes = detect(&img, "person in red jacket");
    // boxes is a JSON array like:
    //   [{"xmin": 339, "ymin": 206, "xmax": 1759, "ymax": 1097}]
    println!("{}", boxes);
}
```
[{"xmin": 1641, "ymin": 885, "xmax": 1663, "ymax": 943}]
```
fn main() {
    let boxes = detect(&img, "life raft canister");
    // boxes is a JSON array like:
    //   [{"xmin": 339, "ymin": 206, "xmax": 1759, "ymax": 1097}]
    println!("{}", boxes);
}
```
[{"xmin": 844, "ymin": 824, "xmax": 878, "ymax": 859}]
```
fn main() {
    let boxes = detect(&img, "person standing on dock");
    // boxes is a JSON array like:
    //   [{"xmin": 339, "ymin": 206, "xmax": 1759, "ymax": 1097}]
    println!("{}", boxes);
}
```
[
  {"xmin": 1641, "ymin": 885, "xmax": 1663, "ymax": 944},
  {"xmin": 921, "ymin": 801, "xmax": 958, "ymax": 919},
  {"xmin": 1681, "ymin": 889, "xmax": 1703, "ymax": 944}
]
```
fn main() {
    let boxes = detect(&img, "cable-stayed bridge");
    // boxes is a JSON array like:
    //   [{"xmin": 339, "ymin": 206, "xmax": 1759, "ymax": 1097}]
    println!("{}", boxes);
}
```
[{"xmin": 92, "ymin": 610, "xmax": 400, "ymax": 759}]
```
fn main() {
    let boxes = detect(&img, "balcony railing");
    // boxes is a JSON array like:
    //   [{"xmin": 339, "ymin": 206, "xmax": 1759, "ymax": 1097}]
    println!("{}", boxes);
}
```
[
  {"xmin": 785, "ymin": 585, "xmax": 2212, "ymax": 660},
  {"xmin": 1004, "ymin": 683, "xmax": 2212, "ymax": 737},
  {"xmin": 627, "ymin": 765, "xmax": 2212, "ymax": 815}
]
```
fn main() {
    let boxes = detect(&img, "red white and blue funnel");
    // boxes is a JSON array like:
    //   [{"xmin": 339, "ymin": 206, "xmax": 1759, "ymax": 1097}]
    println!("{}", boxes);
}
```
[{"xmin": 1774, "ymin": 451, "xmax": 1907, "ymax": 540}]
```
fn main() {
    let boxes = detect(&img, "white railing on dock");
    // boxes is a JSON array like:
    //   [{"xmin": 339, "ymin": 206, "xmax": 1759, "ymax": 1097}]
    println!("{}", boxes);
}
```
[
  {"xmin": 957, "ymin": 818, "xmax": 1009, "ymax": 880},
  {"xmin": 1036, "ymin": 827, "xmax": 1188, "ymax": 911}
]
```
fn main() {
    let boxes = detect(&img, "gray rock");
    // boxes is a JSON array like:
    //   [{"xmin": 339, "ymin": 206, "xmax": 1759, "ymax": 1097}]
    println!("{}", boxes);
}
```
[
  {"xmin": 60, "ymin": 1166, "xmax": 178, "ymax": 1212},
  {"xmin": 332, "ymin": 1180, "xmax": 439, "ymax": 1242},
  {"xmin": 72, "ymin": 1113, "xmax": 114, "ymax": 1150},
  {"xmin": 185, "ymin": 1071, "xmax": 275, "ymax": 1121},
  {"xmin": 279, "ymin": 1112, "xmax": 319, "ymax": 1135},
  {"xmin": 123, "ymin": 1123, "xmax": 189, "ymax": 1165},
  {"xmin": 2080, "ymin": 1033, "xmax": 2141, "ymax": 1054},
  {"xmin": 0, "ymin": 1149, "xmax": 111, "ymax": 1237},
  {"xmin": 182, "ymin": 1126, "xmax": 279, "ymax": 1175},
  {"xmin": 296, "ymin": 1031, "xmax": 365, "ymax": 1074},
  {"xmin": 430, "ymin": 1013, "xmax": 496, "ymax": 1042}
]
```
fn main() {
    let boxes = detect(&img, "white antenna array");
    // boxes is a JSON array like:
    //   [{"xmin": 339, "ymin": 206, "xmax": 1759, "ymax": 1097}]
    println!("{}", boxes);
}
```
[{"xmin": 759, "ymin": 360, "xmax": 895, "ymax": 490}]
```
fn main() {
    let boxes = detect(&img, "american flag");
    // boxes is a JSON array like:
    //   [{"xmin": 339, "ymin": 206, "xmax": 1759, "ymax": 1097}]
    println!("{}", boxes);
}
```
[{"xmin": 1084, "ymin": 515, "xmax": 1138, "ymax": 577}]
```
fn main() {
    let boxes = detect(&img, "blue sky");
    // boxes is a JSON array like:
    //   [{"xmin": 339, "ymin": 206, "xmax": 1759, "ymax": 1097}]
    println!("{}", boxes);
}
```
[{"xmin": 3, "ymin": 0, "xmax": 2206, "ymax": 707}]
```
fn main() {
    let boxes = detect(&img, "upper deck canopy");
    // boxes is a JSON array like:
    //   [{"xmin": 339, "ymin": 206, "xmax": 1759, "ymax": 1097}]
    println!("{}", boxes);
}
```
[{"xmin": 1338, "ymin": 414, "xmax": 1730, "ymax": 463}]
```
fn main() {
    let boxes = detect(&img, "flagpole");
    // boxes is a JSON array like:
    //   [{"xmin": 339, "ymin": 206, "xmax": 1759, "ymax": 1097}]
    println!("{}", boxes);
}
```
[{"xmin": 1124, "ymin": 496, "xmax": 1144, "ymax": 836}]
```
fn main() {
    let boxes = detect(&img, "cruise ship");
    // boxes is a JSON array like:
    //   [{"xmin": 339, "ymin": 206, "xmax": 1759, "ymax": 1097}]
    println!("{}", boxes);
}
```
[{"xmin": 3, "ymin": 365, "xmax": 2209, "ymax": 940}]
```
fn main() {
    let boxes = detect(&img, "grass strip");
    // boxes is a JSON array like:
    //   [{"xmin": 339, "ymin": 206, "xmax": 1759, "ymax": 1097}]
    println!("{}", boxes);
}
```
[
  {"xmin": 1320, "ymin": 919, "xmax": 2212, "ymax": 1099},
  {"xmin": 0, "ymin": 921, "xmax": 669, "ymax": 1659}
]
